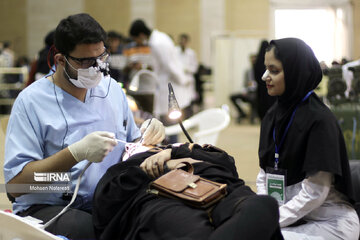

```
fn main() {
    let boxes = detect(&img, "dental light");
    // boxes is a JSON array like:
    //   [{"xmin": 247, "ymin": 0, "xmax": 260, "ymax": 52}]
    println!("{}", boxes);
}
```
[
  {"xmin": 167, "ymin": 83, "xmax": 193, "ymax": 143},
  {"xmin": 168, "ymin": 83, "xmax": 182, "ymax": 120}
]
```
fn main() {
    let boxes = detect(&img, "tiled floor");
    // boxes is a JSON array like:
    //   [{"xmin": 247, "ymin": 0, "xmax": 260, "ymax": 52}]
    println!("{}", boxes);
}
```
[
  {"xmin": 212, "ymin": 121, "xmax": 261, "ymax": 190},
  {"xmin": 0, "ymin": 118, "xmax": 262, "ymax": 211}
]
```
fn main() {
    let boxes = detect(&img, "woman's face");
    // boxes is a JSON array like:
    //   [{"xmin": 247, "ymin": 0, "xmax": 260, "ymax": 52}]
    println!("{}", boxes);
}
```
[{"xmin": 263, "ymin": 48, "xmax": 285, "ymax": 96}]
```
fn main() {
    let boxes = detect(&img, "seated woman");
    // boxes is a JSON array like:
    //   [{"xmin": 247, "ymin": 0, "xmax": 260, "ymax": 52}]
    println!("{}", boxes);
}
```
[
  {"xmin": 93, "ymin": 143, "xmax": 284, "ymax": 240},
  {"xmin": 256, "ymin": 38, "xmax": 360, "ymax": 240}
]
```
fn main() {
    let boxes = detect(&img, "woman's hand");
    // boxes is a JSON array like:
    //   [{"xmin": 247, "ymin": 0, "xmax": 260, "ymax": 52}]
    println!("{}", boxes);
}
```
[
  {"xmin": 140, "ymin": 149, "xmax": 202, "ymax": 178},
  {"xmin": 140, "ymin": 149, "xmax": 171, "ymax": 178}
]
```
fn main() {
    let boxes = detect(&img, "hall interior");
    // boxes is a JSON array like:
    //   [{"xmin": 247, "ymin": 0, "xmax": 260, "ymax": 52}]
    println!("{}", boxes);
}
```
[{"xmin": 0, "ymin": 0, "xmax": 359, "ymax": 213}]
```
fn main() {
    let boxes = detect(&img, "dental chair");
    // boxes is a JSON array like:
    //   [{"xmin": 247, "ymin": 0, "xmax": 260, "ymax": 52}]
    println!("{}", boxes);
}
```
[
  {"xmin": 0, "ymin": 210, "xmax": 63, "ymax": 240},
  {"xmin": 165, "ymin": 105, "xmax": 230, "ymax": 145},
  {"xmin": 127, "ymin": 69, "xmax": 157, "ymax": 114}
]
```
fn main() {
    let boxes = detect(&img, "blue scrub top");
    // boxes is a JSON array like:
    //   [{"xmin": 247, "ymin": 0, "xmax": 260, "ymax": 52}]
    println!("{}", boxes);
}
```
[{"xmin": 4, "ymin": 76, "xmax": 141, "ymax": 213}]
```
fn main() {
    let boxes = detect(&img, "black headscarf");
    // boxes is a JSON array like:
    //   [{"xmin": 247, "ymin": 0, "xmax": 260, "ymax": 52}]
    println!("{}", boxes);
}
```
[
  {"xmin": 259, "ymin": 38, "xmax": 354, "ymax": 201},
  {"xmin": 275, "ymin": 38, "xmax": 322, "ymax": 105}
]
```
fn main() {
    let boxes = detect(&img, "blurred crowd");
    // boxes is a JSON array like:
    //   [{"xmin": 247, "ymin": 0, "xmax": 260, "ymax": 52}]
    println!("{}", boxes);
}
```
[{"xmin": 0, "ymin": 22, "xmax": 211, "ymax": 122}]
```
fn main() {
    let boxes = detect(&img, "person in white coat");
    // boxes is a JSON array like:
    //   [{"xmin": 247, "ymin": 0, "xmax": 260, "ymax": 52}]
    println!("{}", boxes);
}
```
[
  {"xmin": 129, "ymin": 20, "xmax": 191, "ymax": 126},
  {"xmin": 175, "ymin": 33, "xmax": 199, "ymax": 118}
]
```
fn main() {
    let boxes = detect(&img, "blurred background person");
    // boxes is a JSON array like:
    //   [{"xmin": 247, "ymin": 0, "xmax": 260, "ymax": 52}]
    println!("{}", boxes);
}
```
[
  {"xmin": 230, "ymin": 53, "xmax": 258, "ymax": 124},
  {"xmin": 175, "ymin": 33, "xmax": 199, "ymax": 118},
  {"xmin": 0, "ymin": 41, "xmax": 18, "ymax": 115},
  {"xmin": 129, "ymin": 20, "xmax": 189, "ymax": 124},
  {"xmin": 1, "ymin": 41, "xmax": 15, "ymax": 68},
  {"xmin": 123, "ymin": 31, "xmax": 156, "ymax": 118},
  {"xmin": 0, "ymin": 42, "xmax": 7, "ymax": 67},
  {"xmin": 129, "ymin": 19, "xmax": 191, "ymax": 143},
  {"xmin": 27, "ymin": 30, "xmax": 55, "ymax": 87},
  {"xmin": 106, "ymin": 30, "xmax": 126, "ymax": 83}
]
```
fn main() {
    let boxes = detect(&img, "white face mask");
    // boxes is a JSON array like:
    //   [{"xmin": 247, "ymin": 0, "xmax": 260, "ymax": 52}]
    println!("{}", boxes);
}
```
[{"xmin": 64, "ymin": 57, "xmax": 104, "ymax": 89}]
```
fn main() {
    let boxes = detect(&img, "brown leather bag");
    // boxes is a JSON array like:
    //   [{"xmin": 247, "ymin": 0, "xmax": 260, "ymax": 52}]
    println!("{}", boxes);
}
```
[{"xmin": 148, "ymin": 162, "xmax": 227, "ymax": 209}]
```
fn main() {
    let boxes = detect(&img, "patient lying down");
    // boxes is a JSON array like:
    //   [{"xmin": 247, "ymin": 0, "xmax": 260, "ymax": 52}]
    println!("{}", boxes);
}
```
[{"xmin": 93, "ymin": 143, "xmax": 284, "ymax": 240}]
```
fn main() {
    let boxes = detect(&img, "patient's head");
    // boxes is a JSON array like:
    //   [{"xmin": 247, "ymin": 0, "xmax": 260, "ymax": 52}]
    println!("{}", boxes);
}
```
[
  {"xmin": 122, "ymin": 143, "xmax": 153, "ymax": 161},
  {"xmin": 122, "ymin": 142, "xmax": 182, "ymax": 161}
]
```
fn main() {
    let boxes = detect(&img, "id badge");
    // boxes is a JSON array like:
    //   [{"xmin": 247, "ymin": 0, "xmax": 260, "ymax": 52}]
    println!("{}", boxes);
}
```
[{"xmin": 266, "ymin": 167, "xmax": 286, "ymax": 206}]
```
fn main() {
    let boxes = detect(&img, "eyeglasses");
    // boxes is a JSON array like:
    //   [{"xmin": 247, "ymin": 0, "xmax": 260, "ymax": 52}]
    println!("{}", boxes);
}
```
[{"xmin": 67, "ymin": 50, "xmax": 109, "ymax": 68}]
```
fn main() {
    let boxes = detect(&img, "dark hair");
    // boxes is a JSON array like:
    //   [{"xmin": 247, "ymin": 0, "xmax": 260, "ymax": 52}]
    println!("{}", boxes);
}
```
[
  {"xmin": 44, "ymin": 30, "xmax": 55, "ymax": 47},
  {"xmin": 129, "ymin": 19, "xmax": 151, "ymax": 37},
  {"xmin": 179, "ymin": 33, "xmax": 189, "ymax": 41},
  {"xmin": 54, "ymin": 13, "xmax": 107, "ymax": 55},
  {"xmin": 107, "ymin": 31, "xmax": 123, "ymax": 40},
  {"xmin": 3, "ymin": 41, "xmax": 10, "ymax": 49},
  {"xmin": 265, "ymin": 43, "xmax": 280, "ymax": 60},
  {"xmin": 38, "ymin": 30, "xmax": 55, "ymax": 74}
]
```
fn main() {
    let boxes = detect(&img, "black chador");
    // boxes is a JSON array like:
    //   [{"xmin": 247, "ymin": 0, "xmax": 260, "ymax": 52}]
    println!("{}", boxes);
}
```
[{"xmin": 93, "ymin": 144, "xmax": 283, "ymax": 240}]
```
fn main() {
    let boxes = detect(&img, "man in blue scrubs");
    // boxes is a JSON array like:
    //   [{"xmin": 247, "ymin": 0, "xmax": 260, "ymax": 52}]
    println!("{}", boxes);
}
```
[{"xmin": 4, "ymin": 13, "xmax": 165, "ymax": 239}]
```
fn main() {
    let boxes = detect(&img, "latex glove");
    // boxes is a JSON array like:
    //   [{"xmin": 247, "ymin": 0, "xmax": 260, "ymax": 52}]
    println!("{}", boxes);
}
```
[
  {"xmin": 140, "ymin": 118, "xmax": 165, "ymax": 145},
  {"xmin": 68, "ymin": 131, "xmax": 117, "ymax": 163}
]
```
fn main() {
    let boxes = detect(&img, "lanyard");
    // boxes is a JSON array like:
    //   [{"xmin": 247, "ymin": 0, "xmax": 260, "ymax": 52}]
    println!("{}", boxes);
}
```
[{"xmin": 272, "ymin": 90, "xmax": 313, "ymax": 169}]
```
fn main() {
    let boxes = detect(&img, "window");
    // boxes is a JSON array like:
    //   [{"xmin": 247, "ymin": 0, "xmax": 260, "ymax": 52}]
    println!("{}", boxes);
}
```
[
  {"xmin": 271, "ymin": 0, "xmax": 353, "ymax": 65},
  {"xmin": 275, "ymin": 9, "xmax": 335, "ymax": 64}
]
